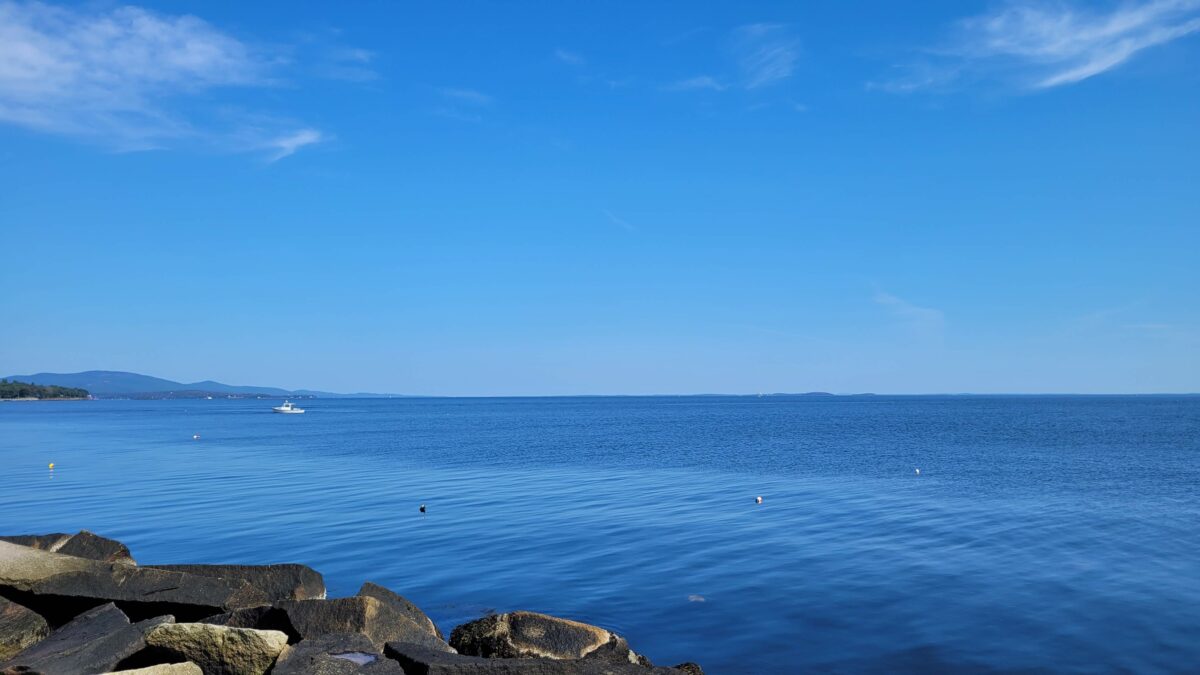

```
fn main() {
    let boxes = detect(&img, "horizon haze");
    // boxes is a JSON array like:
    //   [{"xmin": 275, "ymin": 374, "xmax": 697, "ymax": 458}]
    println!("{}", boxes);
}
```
[{"xmin": 1, "ymin": 1, "xmax": 1197, "ymax": 395}]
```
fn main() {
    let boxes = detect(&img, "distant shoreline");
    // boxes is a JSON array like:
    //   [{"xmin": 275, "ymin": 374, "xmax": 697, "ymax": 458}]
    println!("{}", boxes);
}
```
[{"xmin": 0, "ymin": 397, "xmax": 90, "ymax": 402}]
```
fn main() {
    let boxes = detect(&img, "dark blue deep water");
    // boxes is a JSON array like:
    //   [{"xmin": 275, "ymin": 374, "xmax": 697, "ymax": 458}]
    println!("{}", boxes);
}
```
[{"xmin": 2, "ymin": 396, "xmax": 1198, "ymax": 673}]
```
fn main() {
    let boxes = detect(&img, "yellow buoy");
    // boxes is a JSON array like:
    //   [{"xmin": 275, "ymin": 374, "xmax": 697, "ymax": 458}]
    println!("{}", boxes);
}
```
[{"xmin": 48, "ymin": 462, "xmax": 55, "ymax": 469}]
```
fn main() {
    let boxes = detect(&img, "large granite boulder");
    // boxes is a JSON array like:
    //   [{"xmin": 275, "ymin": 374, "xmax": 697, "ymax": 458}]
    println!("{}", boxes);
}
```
[
  {"xmin": 384, "ymin": 642, "xmax": 697, "ymax": 675},
  {"xmin": 142, "ymin": 623, "xmax": 288, "ymax": 675},
  {"xmin": 0, "ymin": 602, "xmax": 171, "ymax": 675},
  {"xmin": 0, "ymin": 542, "xmax": 268, "ymax": 624},
  {"xmin": 146, "ymin": 565, "xmax": 324, "ymax": 602},
  {"xmin": 104, "ymin": 664, "xmax": 204, "ymax": 674},
  {"xmin": 275, "ymin": 597, "xmax": 454, "ymax": 653},
  {"xmin": 449, "ymin": 612, "xmax": 640, "ymax": 664},
  {"xmin": 358, "ymin": 582, "xmax": 442, "ymax": 639},
  {"xmin": 272, "ymin": 633, "xmax": 404, "ymax": 674},
  {"xmin": 1, "ymin": 531, "xmax": 135, "ymax": 565},
  {"xmin": 0, "ymin": 596, "xmax": 49, "ymax": 661},
  {"xmin": 199, "ymin": 606, "xmax": 300, "ymax": 642}
]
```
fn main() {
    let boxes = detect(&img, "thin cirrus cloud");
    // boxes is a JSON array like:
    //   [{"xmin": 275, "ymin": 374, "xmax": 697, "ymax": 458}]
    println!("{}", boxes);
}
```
[
  {"xmin": 874, "ymin": 0, "xmax": 1200, "ymax": 92},
  {"xmin": 437, "ymin": 87, "xmax": 493, "ymax": 106},
  {"xmin": 873, "ymin": 291, "xmax": 946, "ymax": 338},
  {"xmin": 0, "ymin": 0, "xmax": 332, "ymax": 159},
  {"xmin": 431, "ymin": 87, "xmax": 493, "ymax": 123},
  {"xmin": 602, "ymin": 209, "xmax": 636, "ymax": 232},
  {"xmin": 663, "ymin": 24, "xmax": 798, "ymax": 93},
  {"xmin": 554, "ymin": 48, "xmax": 585, "ymax": 66},
  {"xmin": 663, "ymin": 75, "xmax": 728, "ymax": 92},
  {"xmin": 732, "ymin": 23, "xmax": 799, "ymax": 89}
]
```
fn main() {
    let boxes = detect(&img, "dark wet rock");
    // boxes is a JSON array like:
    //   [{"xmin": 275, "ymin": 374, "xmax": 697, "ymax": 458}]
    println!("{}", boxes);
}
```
[
  {"xmin": 449, "ymin": 612, "xmax": 640, "ymax": 664},
  {"xmin": 1, "ymin": 531, "xmax": 135, "ymax": 565},
  {"xmin": 0, "ymin": 597, "xmax": 49, "ymax": 661},
  {"xmin": 146, "ymin": 565, "xmax": 324, "ymax": 602},
  {"xmin": 358, "ymin": 582, "xmax": 442, "ymax": 639},
  {"xmin": 0, "ymin": 542, "xmax": 268, "ymax": 625},
  {"xmin": 199, "ymin": 606, "xmax": 300, "ymax": 642},
  {"xmin": 57, "ymin": 531, "xmax": 136, "ymax": 565},
  {"xmin": 384, "ymin": 642, "xmax": 691, "ymax": 675},
  {"xmin": 0, "ymin": 534, "xmax": 73, "ymax": 554},
  {"xmin": 669, "ymin": 664, "xmax": 702, "ymax": 675},
  {"xmin": 275, "ymin": 597, "xmax": 453, "ymax": 653},
  {"xmin": 272, "ymin": 633, "xmax": 404, "ymax": 674},
  {"xmin": 104, "ymin": 664, "xmax": 203, "ymax": 674},
  {"xmin": 0, "ymin": 602, "xmax": 171, "ymax": 675},
  {"xmin": 141, "ymin": 622, "xmax": 288, "ymax": 675}
]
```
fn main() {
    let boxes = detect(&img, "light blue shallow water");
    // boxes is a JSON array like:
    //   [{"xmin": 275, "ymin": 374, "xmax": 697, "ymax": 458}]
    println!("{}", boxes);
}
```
[{"xmin": 1, "ymin": 396, "xmax": 1198, "ymax": 673}]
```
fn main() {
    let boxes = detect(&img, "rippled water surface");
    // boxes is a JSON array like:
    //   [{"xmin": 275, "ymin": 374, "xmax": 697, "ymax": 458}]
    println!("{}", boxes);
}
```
[{"xmin": 2, "ymin": 396, "xmax": 1198, "ymax": 673}]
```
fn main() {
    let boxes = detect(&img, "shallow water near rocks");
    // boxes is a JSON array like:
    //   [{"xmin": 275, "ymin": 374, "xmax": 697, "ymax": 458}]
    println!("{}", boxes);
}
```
[{"xmin": 2, "ymin": 395, "xmax": 1198, "ymax": 673}]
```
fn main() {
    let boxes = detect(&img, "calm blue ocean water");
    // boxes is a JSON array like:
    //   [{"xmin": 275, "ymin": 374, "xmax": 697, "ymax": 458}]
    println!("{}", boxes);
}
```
[{"xmin": 1, "ymin": 396, "xmax": 1198, "ymax": 673}]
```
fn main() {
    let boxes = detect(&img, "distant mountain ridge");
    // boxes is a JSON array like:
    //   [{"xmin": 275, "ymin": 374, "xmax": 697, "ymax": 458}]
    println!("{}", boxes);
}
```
[{"xmin": 3, "ymin": 370, "xmax": 395, "ymax": 399}]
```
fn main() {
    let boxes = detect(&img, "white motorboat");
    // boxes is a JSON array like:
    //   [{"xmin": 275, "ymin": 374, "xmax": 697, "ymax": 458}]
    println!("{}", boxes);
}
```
[{"xmin": 272, "ymin": 400, "xmax": 305, "ymax": 414}]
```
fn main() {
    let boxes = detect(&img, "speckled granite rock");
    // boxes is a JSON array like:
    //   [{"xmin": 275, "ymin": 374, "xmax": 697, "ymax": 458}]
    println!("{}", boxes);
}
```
[
  {"xmin": 143, "ymin": 623, "xmax": 288, "ymax": 675},
  {"xmin": 0, "ymin": 596, "xmax": 49, "ymax": 661}
]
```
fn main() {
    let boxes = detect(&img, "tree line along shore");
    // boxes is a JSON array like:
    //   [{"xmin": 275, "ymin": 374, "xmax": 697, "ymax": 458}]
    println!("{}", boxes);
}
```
[{"xmin": 0, "ymin": 379, "xmax": 89, "ymax": 400}]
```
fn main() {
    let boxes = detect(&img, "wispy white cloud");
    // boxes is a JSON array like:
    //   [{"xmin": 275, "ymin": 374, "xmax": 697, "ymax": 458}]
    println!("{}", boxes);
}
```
[
  {"xmin": 0, "ymin": 0, "xmax": 326, "ymax": 159},
  {"xmin": 432, "ymin": 87, "xmax": 492, "ymax": 123},
  {"xmin": 554, "ymin": 48, "xmax": 584, "ymax": 66},
  {"xmin": 662, "ymin": 75, "xmax": 727, "ymax": 92},
  {"xmin": 314, "ymin": 46, "xmax": 377, "ymax": 82},
  {"xmin": 874, "ymin": 291, "xmax": 945, "ymax": 338},
  {"xmin": 263, "ymin": 128, "xmax": 324, "ymax": 162},
  {"xmin": 662, "ymin": 24, "xmax": 799, "ymax": 93},
  {"xmin": 602, "ymin": 209, "xmax": 636, "ymax": 232},
  {"xmin": 733, "ymin": 23, "xmax": 799, "ymax": 89},
  {"xmin": 438, "ymin": 87, "xmax": 493, "ymax": 105},
  {"xmin": 875, "ymin": 0, "xmax": 1200, "ymax": 92}
]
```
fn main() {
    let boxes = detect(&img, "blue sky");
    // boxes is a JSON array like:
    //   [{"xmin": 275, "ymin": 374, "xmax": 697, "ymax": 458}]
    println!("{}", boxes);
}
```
[{"xmin": 1, "ymin": 1, "xmax": 1197, "ymax": 395}]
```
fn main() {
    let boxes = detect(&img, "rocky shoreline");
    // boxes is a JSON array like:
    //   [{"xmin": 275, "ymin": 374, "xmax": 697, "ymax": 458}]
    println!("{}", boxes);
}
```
[{"xmin": 0, "ymin": 531, "xmax": 703, "ymax": 675}]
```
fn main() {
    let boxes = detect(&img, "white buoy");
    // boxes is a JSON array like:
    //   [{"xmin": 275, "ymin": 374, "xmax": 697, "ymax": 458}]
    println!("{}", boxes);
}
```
[
  {"xmin": 915, "ymin": 468, "xmax": 920, "ymax": 475},
  {"xmin": 755, "ymin": 496, "xmax": 763, "ymax": 504},
  {"xmin": 193, "ymin": 434, "xmax": 200, "ymax": 440}
]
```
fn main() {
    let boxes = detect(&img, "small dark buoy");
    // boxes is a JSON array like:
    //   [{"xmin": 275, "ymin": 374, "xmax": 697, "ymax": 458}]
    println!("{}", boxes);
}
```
[{"xmin": 419, "ymin": 504, "xmax": 426, "ymax": 514}]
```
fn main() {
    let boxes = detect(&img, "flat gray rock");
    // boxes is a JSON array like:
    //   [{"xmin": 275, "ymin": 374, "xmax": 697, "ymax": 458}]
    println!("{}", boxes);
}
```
[
  {"xmin": 0, "ymin": 596, "xmax": 49, "ymax": 661},
  {"xmin": 358, "ymin": 583, "xmax": 442, "ymax": 639},
  {"xmin": 0, "ymin": 602, "xmax": 171, "ymax": 675},
  {"xmin": 272, "ymin": 633, "xmax": 404, "ymax": 674},
  {"xmin": 0, "ymin": 542, "xmax": 268, "ymax": 624},
  {"xmin": 146, "ymin": 564, "xmax": 324, "ymax": 602},
  {"xmin": 276, "ymin": 598, "xmax": 454, "ymax": 653}
]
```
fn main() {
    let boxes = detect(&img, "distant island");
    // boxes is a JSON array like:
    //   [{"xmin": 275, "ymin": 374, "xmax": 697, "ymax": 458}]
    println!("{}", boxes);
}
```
[
  {"xmin": 1, "ymin": 370, "xmax": 402, "ymax": 400},
  {"xmin": 0, "ymin": 379, "xmax": 89, "ymax": 400}
]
